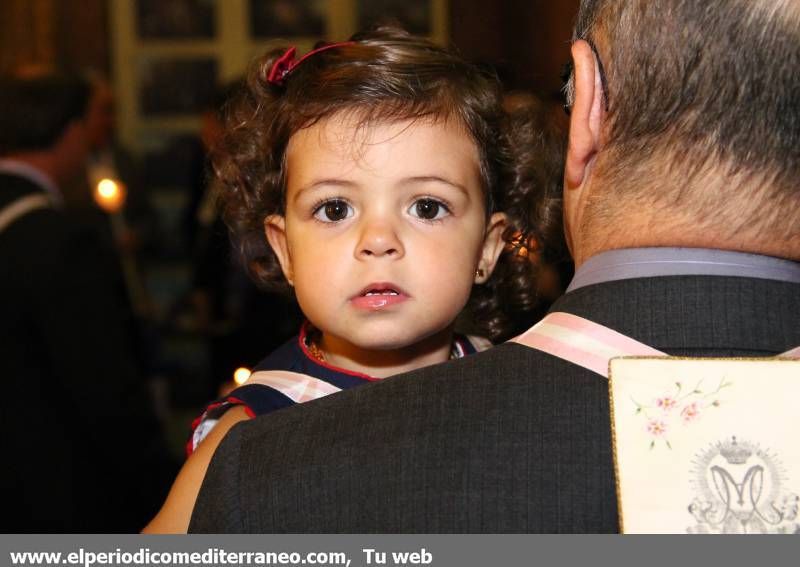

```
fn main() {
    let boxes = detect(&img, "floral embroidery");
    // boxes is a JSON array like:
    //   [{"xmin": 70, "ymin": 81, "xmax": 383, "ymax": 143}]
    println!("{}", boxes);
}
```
[
  {"xmin": 680, "ymin": 402, "xmax": 699, "ymax": 423},
  {"xmin": 646, "ymin": 419, "xmax": 669, "ymax": 437},
  {"xmin": 656, "ymin": 396, "xmax": 677, "ymax": 411},
  {"xmin": 632, "ymin": 378, "xmax": 732, "ymax": 449}
]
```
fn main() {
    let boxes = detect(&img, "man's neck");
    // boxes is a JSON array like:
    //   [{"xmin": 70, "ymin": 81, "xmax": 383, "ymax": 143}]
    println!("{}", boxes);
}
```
[
  {"xmin": 571, "ymin": 164, "xmax": 800, "ymax": 264},
  {"xmin": 573, "ymin": 207, "xmax": 800, "ymax": 266}
]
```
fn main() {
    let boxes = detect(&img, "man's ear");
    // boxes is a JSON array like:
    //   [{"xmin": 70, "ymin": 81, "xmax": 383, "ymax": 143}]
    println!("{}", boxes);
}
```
[
  {"xmin": 564, "ymin": 39, "xmax": 605, "ymax": 190},
  {"xmin": 475, "ymin": 212, "xmax": 508, "ymax": 284},
  {"xmin": 264, "ymin": 214, "xmax": 294, "ymax": 286}
]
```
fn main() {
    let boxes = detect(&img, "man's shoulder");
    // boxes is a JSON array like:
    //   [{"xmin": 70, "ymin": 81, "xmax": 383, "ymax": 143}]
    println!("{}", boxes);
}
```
[
  {"xmin": 0, "ymin": 173, "xmax": 70, "ymax": 233},
  {"xmin": 232, "ymin": 341, "xmax": 602, "ymax": 444},
  {"xmin": 194, "ymin": 340, "xmax": 617, "ymax": 532},
  {"xmin": 0, "ymin": 172, "xmax": 41, "ymax": 202},
  {"xmin": 1, "ymin": 205, "xmax": 112, "ymax": 295},
  {"xmin": 2, "ymin": 206, "xmax": 91, "ymax": 259}
]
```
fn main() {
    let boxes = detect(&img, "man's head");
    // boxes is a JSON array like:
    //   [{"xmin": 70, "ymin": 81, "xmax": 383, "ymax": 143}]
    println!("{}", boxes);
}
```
[
  {"xmin": 0, "ymin": 72, "xmax": 92, "ymax": 183},
  {"xmin": 563, "ymin": 0, "xmax": 800, "ymax": 265}
]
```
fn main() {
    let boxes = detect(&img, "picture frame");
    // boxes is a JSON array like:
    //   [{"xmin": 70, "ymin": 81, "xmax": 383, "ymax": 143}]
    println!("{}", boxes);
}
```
[
  {"xmin": 249, "ymin": 0, "xmax": 326, "ymax": 38},
  {"xmin": 139, "ymin": 57, "xmax": 218, "ymax": 116},
  {"xmin": 136, "ymin": 0, "xmax": 216, "ymax": 39}
]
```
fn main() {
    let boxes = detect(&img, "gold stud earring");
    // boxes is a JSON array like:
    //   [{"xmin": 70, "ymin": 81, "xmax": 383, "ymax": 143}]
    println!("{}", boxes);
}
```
[{"xmin": 475, "ymin": 268, "xmax": 485, "ymax": 278}]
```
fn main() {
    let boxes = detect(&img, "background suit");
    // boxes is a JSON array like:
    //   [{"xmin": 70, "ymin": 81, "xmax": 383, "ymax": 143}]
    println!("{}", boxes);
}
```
[{"xmin": 0, "ymin": 172, "xmax": 173, "ymax": 532}]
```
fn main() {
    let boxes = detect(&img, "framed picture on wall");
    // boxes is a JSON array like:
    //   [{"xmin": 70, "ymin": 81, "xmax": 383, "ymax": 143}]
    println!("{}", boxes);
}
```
[
  {"xmin": 136, "ymin": 0, "xmax": 216, "ymax": 39},
  {"xmin": 357, "ymin": 0, "xmax": 431, "ymax": 35},
  {"xmin": 113, "ymin": 0, "xmax": 448, "ymax": 151},
  {"xmin": 139, "ymin": 57, "xmax": 218, "ymax": 116},
  {"xmin": 249, "ymin": 0, "xmax": 326, "ymax": 38}
]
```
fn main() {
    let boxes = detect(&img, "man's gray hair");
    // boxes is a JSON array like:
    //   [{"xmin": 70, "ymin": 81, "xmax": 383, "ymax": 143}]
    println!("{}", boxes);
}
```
[{"xmin": 569, "ymin": 0, "xmax": 800, "ymax": 241}]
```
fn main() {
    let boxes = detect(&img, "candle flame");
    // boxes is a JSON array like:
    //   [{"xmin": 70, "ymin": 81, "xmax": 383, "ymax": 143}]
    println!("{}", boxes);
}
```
[
  {"xmin": 94, "ymin": 178, "xmax": 126, "ymax": 213},
  {"xmin": 233, "ymin": 367, "xmax": 252, "ymax": 385}
]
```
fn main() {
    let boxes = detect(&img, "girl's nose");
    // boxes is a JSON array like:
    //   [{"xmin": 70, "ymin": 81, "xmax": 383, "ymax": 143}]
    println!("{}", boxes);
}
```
[{"xmin": 355, "ymin": 216, "xmax": 404, "ymax": 260}]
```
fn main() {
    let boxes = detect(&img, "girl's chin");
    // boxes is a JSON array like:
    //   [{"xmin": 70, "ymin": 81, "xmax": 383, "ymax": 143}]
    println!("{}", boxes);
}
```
[
  {"xmin": 328, "ymin": 328, "xmax": 454, "ymax": 356},
  {"xmin": 338, "ymin": 337, "xmax": 424, "ymax": 353}
]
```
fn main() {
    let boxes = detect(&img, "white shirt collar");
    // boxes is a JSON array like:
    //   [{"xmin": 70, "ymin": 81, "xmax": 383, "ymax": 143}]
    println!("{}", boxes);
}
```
[{"xmin": 567, "ymin": 247, "xmax": 800, "ymax": 292}]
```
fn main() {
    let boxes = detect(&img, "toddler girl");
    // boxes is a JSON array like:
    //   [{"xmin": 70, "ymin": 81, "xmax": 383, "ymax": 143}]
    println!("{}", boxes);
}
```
[{"xmin": 144, "ymin": 26, "xmax": 551, "ymax": 532}]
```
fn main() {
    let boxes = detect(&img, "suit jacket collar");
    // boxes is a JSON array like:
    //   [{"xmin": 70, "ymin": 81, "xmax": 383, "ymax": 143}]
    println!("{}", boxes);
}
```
[{"xmin": 550, "ymin": 275, "xmax": 800, "ymax": 355}]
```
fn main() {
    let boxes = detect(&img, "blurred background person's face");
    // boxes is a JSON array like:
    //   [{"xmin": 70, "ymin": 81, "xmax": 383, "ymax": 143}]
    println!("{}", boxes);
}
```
[
  {"xmin": 86, "ymin": 79, "xmax": 116, "ymax": 152},
  {"xmin": 55, "ymin": 118, "xmax": 91, "ymax": 184}
]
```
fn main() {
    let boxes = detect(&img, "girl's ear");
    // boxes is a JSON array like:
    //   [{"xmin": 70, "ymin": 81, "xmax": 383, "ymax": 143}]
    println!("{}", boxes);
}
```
[
  {"xmin": 264, "ymin": 214, "xmax": 294, "ymax": 286},
  {"xmin": 475, "ymin": 212, "xmax": 508, "ymax": 284}
]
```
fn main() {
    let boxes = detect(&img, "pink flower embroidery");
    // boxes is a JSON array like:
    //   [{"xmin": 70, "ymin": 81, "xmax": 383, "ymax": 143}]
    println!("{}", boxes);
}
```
[
  {"xmin": 633, "ymin": 378, "xmax": 730, "ymax": 449},
  {"xmin": 681, "ymin": 402, "xmax": 700, "ymax": 423},
  {"xmin": 655, "ymin": 396, "xmax": 677, "ymax": 411},
  {"xmin": 646, "ymin": 419, "xmax": 668, "ymax": 437}
]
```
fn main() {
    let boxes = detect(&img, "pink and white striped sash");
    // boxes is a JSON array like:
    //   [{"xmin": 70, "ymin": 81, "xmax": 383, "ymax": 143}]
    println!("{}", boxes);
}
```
[
  {"xmin": 511, "ymin": 311, "xmax": 800, "ymax": 378},
  {"xmin": 243, "ymin": 369, "xmax": 343, "ymax": 403},
  {"xmin": 190, "ymin": 370, "xmax": 344, "ymax": 453}
]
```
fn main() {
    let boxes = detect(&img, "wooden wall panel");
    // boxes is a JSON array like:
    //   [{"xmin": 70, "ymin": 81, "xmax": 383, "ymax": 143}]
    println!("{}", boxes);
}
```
[
  {"xmin": 1, "ymin": 1, "xmax": 576, "ymax": 102},
  {"xmin": 55, "ymin": 0, "xmax": 110, "ymax": 73},
  {"xmin": 450, "ymin": 0, "xmax": 579, "ymax": 100},
  {"xmin": 504, "ymin": 0, "xmax": 578, "ymax": 97},
  {"xmin": 0, "ymin": 0, "xmax": 109, "ymax": 74},
  {"xmin": 0, "ymin": 0, "xmax": 57, "ymax": 72},
  {"xmin": 449, "ymin": 0, "xmax": 505, "ymax": 67}
]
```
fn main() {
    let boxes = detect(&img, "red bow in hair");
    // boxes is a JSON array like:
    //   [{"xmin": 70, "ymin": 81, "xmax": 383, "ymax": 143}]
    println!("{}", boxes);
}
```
[{"xmin": 266, "ymin": 42, "xmax": 355, "ymax": 86}]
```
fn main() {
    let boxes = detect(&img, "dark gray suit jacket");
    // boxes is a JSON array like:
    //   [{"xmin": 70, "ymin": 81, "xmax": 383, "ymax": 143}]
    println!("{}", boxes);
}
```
[{"xmin": 190, "ymin": 275, "xmax": 800, "ymax": 533}]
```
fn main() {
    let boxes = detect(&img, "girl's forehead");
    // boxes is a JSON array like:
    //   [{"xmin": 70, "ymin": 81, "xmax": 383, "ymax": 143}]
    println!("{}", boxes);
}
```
[{"xmin": 285, "ymin": 113, "xmax": 481, "ymax": 183}]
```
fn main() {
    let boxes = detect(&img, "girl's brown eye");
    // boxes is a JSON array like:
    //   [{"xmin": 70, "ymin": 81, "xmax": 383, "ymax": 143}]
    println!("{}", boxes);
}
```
[
  {"xmin": 411, "ymin": 198, "xmax": 449, "ymax": 221},
  {"xmin": 313, "ymin": 199, "xmax": 352, "ymax": 222},
  {"xmin": 324, "ymin": 201, "xmax": 348, "ymax": 221},
  {"xmin": 415, "ymin": 199, "xmax": 439, "ymax": 219}
]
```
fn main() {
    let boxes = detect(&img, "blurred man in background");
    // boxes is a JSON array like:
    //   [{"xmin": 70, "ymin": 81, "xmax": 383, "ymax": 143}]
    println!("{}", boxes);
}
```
[{"xmin": 0, "ymin": 71, "xmax": 174, "ymax": 532}]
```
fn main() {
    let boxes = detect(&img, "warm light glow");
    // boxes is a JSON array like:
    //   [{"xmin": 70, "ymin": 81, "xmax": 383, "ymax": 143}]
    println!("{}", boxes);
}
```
[
  {"xmin": 98, "ymin": 179, "xmax": 118, "ymax": 199},
  {"xmin": 233, "ymin": 367, "xmax": 252, "ymax": 385},
  {"xmin": 93, "ymin": 178, "xmax": 126, "ymax": 213}
]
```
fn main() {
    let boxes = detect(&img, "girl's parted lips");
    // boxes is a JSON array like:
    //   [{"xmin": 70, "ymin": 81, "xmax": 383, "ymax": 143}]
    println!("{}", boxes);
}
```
[{"xmin": 353, "ymin": 281, "xmax": 409, "ymax": 298}]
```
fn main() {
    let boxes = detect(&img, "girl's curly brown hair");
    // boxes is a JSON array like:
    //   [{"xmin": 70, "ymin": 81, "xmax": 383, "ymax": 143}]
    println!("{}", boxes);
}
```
[{"xmin": 213, "ymin": 26, "xmax": 564, "ymax": 341}]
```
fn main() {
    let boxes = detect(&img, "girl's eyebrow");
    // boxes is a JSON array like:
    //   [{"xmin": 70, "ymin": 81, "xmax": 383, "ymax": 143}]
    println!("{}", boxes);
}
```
[
  {"xmin": 293, "ymin": 178, "xmax": 357, "ymax": 201},
  {"xmin": 293, "ymin": 175, "xmax": 469, "ymax": 202},
  {"xmin": 400, "ymin": 176, "xmax": 469, "ymax": 196}
]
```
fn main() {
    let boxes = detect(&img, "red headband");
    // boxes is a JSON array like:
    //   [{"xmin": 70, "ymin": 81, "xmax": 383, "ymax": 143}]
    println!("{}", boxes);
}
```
[{"xmin": 266, "ymin": 41, "xmax": 355, "ymax": 86}]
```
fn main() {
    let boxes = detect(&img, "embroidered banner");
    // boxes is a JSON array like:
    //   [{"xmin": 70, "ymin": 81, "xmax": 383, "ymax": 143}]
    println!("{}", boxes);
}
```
[
  {"xmin": 609, "ymin": 357, "xmax": 800, "ymax": 534},
  {"xmin": 511, "ymin": 312, "xmax": 800, "ymax": 533}
]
